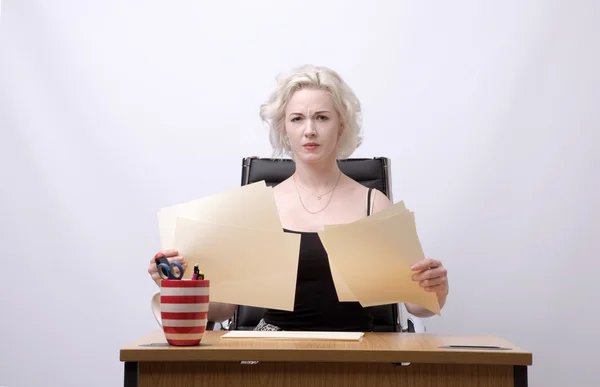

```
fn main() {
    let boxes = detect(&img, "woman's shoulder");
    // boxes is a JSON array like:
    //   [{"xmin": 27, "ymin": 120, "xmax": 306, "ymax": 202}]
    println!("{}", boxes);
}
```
[
  {"xmin": 271, "ymin": 178, "xmax": 296, "ymax": 208},
  {"xmin": 344, "ymin": 176, "xmax": 386, "ymax": 196},
  {"xmin": 346, "ymin": 178, "xmax": 392, "ymax": 215},
  {"xmin": 335, "ymin": 176, "xmax": 391, "ymax": 214},
  {"xmin": 272, "ymin": 177, "xmax": 295, "ymax": 196}
]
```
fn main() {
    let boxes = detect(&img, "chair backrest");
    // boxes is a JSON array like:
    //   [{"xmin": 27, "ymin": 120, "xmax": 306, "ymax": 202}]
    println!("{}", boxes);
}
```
[{"xmin": 230, "ymin": 156, "xmax": 400, "ymax": 332}]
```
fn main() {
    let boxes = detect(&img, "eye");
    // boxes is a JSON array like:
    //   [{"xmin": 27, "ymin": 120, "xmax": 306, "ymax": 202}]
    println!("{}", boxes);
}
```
[
  {"xmin": 291, "ymin": 116, "xmax": 302, "ymax": 122},
  {"xmin": 317, "ymin": 115, "xmax": 329, "ymax": 121}
]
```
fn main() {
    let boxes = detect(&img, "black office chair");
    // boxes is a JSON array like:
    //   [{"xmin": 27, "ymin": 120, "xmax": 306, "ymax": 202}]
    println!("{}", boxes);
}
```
[{"xmin": 225, "ymin": 156, "xmax": 412, "ymax": 333}]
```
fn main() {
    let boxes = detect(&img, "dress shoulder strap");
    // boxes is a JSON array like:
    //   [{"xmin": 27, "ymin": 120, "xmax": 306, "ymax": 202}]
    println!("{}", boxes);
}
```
[{"xmin": 366, "ymin": 188, "xmax": 375, "ymax": 216}]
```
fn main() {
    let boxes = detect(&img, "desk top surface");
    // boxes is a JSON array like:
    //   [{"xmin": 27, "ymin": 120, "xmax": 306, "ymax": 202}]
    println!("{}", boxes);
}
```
[{"xmin": 120, "ymin": 330, "xmax": 532, "ymax": 365}]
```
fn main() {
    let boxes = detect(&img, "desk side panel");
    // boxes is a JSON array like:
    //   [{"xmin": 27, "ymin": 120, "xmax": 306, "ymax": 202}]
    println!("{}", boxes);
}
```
[{"xmin": 138, "ymin": 361, "xmax": 515, "ymax": 387}]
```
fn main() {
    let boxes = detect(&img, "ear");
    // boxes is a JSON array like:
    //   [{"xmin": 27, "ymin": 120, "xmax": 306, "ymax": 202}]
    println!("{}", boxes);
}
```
[{"xmin": 280, "ymin": 128, "xmax": 290, "ymax": 148}]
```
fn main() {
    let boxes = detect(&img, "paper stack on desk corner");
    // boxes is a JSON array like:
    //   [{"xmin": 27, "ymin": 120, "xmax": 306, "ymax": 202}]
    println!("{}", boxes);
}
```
[
  {"xmin": 157, "ymin": 181, "xmax": 301, "ymax": 312},
  {"xmin": 318, "ymin": 201, "xmax": 441, "ymax": 315}
]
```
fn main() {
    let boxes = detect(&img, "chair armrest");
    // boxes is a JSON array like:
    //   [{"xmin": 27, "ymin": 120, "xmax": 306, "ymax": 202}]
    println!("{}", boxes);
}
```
[
  {"xmin": 398, "ymin": 303, "xmax": 426, "ymax": 333},
  {"xmin": 407, "ymin": 314, "xmax": 426, "ymax": 333}
]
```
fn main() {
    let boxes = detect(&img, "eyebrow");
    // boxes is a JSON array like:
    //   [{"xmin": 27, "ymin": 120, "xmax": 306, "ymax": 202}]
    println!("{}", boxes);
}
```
[{"xmin": 289, "ymin": 110, "xmax": 331, "ymax": 116}]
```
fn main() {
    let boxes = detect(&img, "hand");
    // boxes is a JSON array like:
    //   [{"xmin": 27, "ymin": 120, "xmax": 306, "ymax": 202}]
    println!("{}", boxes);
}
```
[
  {"xmin": 147, "ymin": 249, "xmax": 187, "ymax": 286},
  {"xmin": 410, "ymin": 258, "xmax": 449, "ymax": 296}
]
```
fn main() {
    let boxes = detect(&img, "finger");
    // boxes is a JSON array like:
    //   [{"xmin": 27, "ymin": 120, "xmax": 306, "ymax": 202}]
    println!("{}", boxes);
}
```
[
  {"xmin": 412, "ymin": 269, "xmax": 433, "ymax": 281},
  {"xmin": 424, "ymin": 284, "xmax": 447, "ymax": 293},
  {"xmin": 150, "ymin": 250, "xmax": 181, "ymax": 265},
  {"xmin": 419, "ymin": 276, "xmax": 446, "ymax": 288},
  {"xmin": 410, "ymin": 258, "xmax": 440, "ymax": 271},
  {"xmin": 153, "ymin": 249, "xmax": 179, "ymax": 260},
  {"xmin": 410, "ymin": 259, "xmax": 430, "ymax": 271},
  {"xmin": 412, "ymin": 266, "xmax": 447, "ymax": 281},
  {"xmin": 424, "ymin": 259, "xmax": 441, "ymax": 269}
]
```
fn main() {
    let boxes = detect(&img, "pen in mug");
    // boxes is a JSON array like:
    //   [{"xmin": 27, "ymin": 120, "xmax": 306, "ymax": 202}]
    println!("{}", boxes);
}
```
[{"xmin": 193, "ymin": 264, "xmax": 204, "ymax": 280}]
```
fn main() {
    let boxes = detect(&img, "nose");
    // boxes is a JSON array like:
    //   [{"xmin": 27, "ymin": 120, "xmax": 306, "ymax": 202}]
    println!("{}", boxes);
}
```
[{"xmin": 304, "ymin": 119, "xmax": 316, "ymax": 137}]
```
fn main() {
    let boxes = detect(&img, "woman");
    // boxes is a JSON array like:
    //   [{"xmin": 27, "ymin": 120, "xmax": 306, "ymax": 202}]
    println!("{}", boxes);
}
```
[{"xmin": 148, "ymin": 64, "xmax": 449, "ymax": 331}]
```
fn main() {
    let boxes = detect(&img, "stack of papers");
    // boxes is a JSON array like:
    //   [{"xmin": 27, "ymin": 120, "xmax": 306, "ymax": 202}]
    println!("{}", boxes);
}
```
[
  {"xmin": 158, "ymin": 181, "xmax": 301, "ymax": 311},
  {"xmin": 318, "ymin": 201, "xmax": 440, "ymax": 314},
  {"xmin": 157, "ymin": 181, "xmax": 439, "ymax": 315}
]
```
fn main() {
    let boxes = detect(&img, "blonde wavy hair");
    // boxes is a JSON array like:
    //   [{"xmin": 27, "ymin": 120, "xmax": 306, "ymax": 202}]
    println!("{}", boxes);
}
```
[{"xmin": 259, "ymin": 64, "xmax": 363, "ymax": 159}]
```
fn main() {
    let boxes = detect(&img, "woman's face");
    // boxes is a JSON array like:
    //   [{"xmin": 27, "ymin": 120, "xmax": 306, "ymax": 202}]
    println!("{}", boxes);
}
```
[{"xmin": 284, "ymin": 88, "xmax": 342, "ymax": 164}]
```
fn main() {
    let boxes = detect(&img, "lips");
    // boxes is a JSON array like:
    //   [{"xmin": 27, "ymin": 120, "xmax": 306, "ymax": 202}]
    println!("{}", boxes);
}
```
[{"xmin": 303, "ymin": 143, "xmax": 319, "ymax": 149}]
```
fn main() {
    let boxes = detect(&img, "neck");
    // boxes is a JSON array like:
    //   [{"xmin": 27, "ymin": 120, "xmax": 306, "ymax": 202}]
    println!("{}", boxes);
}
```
[{"xmin": 293, "ymin": 158, "xmax": 341, "ymax": 191}]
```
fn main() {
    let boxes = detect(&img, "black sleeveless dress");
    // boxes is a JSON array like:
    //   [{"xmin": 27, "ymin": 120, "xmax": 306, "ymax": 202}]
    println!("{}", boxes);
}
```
[{"xmin": 261, "ymin": 188, "xmax": 376, "ymax": 331}]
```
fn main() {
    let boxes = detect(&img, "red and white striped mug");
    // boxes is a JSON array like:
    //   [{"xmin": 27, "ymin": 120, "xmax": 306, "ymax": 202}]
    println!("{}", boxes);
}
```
[{"xmin": 152, "ymin": 279, "xmax": 210, "ymax": 346}]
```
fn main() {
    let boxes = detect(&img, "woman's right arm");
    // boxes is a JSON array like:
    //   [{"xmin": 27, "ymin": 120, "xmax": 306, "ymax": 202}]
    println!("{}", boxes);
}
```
[
  {"xmin": 207, "ymin": 302, "xmax": 238, "ymax": 323},
  {"xmin": 148, "ymin": 249, "xmax": 238, "ymax": 323}
]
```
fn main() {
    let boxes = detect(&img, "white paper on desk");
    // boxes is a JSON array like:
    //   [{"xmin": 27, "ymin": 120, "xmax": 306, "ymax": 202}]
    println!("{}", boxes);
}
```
[
  {"xmin": 221, "ymin": 331, "xmax": 364, "ymax": 341},
  {"xmin": 172, "ymin": 217, "xmax": 301, "ymax": 311},
  {"xmin": 318, "ymin": 204, "xmax": 440, "ymax": 315},
  {"xmin": 157, "ymin": 181, "xmax": 282, "ymax": 250}
]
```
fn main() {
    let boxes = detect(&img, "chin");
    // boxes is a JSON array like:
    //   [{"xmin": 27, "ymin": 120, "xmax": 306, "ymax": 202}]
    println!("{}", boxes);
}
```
[{"xmin": 295, "ymin": 150, "xmax": 336, "ymax": 164}]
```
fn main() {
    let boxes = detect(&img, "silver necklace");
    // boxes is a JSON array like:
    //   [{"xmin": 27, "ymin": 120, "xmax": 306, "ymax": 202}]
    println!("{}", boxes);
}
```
[
  {"xmin": 293, "ymin": 171, "xmax": 342, "ymax": 214},
  {"xmin": 294, "ymin": 178, "xmax": 337, "ymax": 200}
]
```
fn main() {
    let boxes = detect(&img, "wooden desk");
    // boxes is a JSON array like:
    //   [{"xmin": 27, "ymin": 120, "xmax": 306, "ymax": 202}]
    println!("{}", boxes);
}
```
[{"xmin": 120, "ymin": 330, "xmax": 532, "ymax": 387}]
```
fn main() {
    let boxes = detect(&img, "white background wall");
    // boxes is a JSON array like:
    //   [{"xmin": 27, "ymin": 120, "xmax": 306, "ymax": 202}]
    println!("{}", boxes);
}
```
[{"xmin": 1, "ymin": 1, "xmax": 598, "ymax": 386}]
